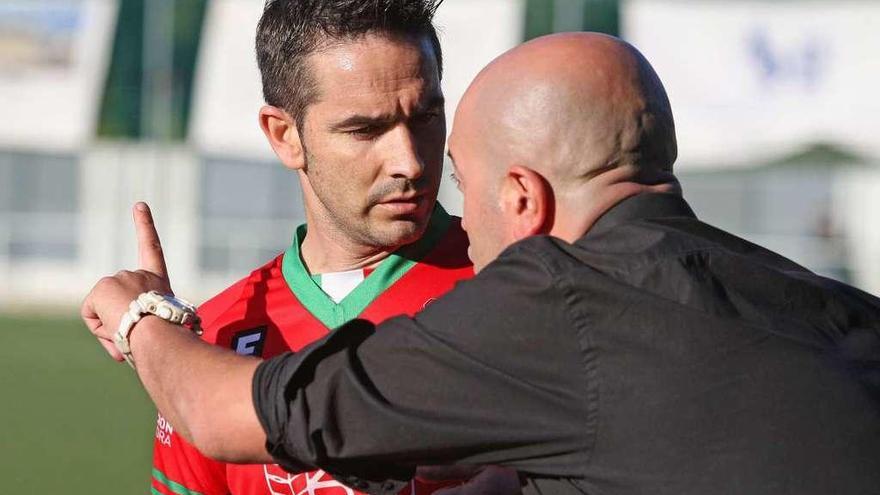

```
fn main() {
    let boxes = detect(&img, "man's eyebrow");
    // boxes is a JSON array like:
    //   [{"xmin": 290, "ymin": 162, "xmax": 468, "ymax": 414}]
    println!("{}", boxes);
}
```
[
  {"xmin": 329, "ymin": 114, "xmax": 395, "ymax": 132},
  {"xmin": 328, "ymin": 96, "xmax": 445, "ymax": 132}
]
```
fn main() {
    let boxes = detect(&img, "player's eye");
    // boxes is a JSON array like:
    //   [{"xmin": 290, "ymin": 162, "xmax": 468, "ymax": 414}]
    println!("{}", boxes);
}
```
[{"xmin": 346, "ymin": 125, "xmax": 383, "ymax": 140}]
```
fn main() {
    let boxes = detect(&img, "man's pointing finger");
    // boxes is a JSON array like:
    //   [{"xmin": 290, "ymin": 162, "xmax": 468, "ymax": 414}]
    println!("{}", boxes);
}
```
[{"xmin": 133, "ymin": 202, "xmax": 168, "ymax": 278}]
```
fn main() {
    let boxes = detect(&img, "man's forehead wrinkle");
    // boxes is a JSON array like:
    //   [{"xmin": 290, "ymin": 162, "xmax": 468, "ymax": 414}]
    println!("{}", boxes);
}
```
[
  {"xmin": 318, "ymin": 71, "xmax": 442, "ymax": 125},
  {"xmin": 332, "ymin": 74, "xmax": 429, "ymax": 97},
  {"xmin": 330, "ymin": 52, "xmax": 425, "ymax": 80},
  {"xmin": 307, "ymin": 33, "xmax": 441, "ymax": 122},
  {"xmin": 319, "ymin": 36, "xmax": 429, "ymax": 77},
  {"xmin": 326, "ymin": 85, "xmax": 436, "ymax": 118},
  {"xmin": 316, "ymin": 56, "xmax": 436, "ymax": 106}
]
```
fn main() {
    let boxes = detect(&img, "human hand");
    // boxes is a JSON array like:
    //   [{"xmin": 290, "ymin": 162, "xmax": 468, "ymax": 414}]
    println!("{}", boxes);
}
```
[{"xmin": 80, "ymin": 202, "xmax": 172, "ymax": 360}]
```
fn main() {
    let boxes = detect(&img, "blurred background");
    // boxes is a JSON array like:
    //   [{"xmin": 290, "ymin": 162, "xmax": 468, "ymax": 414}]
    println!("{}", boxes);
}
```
[{"xmin": 1, "ymin": 0, "xmax": 878, "ymax": 493}]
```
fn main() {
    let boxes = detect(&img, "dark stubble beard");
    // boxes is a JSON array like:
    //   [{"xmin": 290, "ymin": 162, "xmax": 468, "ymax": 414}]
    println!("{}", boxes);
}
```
[{"xmin": 302, "ymin": 147, "xmax": 431, "ymax": 249}]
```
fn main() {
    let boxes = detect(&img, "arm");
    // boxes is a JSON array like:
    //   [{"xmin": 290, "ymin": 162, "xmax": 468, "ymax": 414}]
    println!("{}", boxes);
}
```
[
  {"xmin": 134, "ymin": 317, "xmax": 269, "ymax": 463},
  {"xmin": 83, "ymin": 204, "xmax": 590, "ymax": 478},
  {"xmin": 81, "ymin": 203, "xmax": 271, "ymax": 463},
  {"xmin": 252, "ymin": 238, "xmax": 593, "ymax": 477}
]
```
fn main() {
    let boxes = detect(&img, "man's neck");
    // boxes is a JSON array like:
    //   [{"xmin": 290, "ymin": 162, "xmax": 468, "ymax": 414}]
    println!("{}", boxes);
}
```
[
  {"xmin": 295, "ymin": 175, "xmax": 403, "ymax": 274},
  {"xmin": 299, "ymin": 225, "xmax": 397, "ymax": 275},
  {"xmin": 553, "ymin": 166, "xmax": 681, "ymax": 243}
]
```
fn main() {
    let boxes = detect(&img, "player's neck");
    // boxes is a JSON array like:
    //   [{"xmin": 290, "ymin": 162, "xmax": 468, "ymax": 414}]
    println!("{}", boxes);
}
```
[
  {"xmin": 300, "ymin": 230, "xmax": 394, "ymax": 275},
  {"xmin": 298, "ymin": 212, "xmax": 398, "ymax": 275},
  {"xmin": 293, "ymin": 175, "xmax": 400, "ymax": 274}
]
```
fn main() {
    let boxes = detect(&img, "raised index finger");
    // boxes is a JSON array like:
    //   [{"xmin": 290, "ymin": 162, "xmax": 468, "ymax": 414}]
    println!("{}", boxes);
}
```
[{"xmin": 133, "ymin": 202, "xmax": 168, "ymax": 278}]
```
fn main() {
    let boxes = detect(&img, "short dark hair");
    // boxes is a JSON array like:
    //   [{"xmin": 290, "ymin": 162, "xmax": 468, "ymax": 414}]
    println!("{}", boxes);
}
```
[{"xmin": 256, "ymin": 0, "xmax": 444, "ymax": 130}]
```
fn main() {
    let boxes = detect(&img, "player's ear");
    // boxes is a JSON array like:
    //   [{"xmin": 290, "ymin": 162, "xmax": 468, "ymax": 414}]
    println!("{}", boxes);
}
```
[
  {"xmin": 500, "ymin": 165, "xmax": 554, "ymax": 240},
  {"xmin": 259, "ymin": 105, "xmax": 306, "ymax": 171}
]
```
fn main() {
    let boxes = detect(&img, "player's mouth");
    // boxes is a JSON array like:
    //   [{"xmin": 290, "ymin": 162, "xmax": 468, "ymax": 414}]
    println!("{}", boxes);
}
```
[{"xmin": 377, "ymin": 193, "xmax": 425, "ymax": 215}]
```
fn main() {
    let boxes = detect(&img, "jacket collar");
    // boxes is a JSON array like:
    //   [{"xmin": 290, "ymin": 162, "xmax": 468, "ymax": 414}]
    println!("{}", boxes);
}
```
[{"xmin": 585, "ymin": 193, "xmax": 697, "ymax": 239}]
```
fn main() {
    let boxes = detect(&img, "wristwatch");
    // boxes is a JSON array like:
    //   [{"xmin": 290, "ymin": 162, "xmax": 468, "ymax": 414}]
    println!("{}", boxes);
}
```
[{"xmin": 114, "ymin": 291, "xmax": 202, "ymax": 369}]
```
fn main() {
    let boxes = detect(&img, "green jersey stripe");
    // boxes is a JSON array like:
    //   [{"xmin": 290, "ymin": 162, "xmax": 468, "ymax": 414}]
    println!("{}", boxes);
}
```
[
  {"xmin": 152, "ymin": 468, "xmax": 205, "ymax": 495},
  {"xmin": 282, "ymin": 203, "xmax": 452, "ymax": 328}
]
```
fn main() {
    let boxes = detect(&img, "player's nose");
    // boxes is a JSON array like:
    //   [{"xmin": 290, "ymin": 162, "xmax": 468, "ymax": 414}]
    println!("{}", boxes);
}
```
[{"xmin": 384, "ymin": 125, "xmax": 425, "ymax": 180}]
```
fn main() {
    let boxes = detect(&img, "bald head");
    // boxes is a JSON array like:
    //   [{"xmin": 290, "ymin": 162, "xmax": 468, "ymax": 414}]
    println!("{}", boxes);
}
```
[
  {"xmin": 454, "ymin": 33, "xmax": 677, "ymax": 190},
  {"xmin": 449, "ymin": 33, "xmax": 681, "ymax": 270}
]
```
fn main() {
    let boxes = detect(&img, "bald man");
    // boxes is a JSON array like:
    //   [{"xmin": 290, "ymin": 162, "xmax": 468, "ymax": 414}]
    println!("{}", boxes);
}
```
[{"xmin": 83, "ymin": 33, "xmax": 880, "ymax": 495}]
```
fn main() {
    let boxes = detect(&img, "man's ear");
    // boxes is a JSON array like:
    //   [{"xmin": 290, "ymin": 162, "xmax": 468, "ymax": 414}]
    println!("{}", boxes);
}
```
[
  {"xmin": 259, "ymin": 105, "xmax": 306, "ymax": 171},
  {"xmin": 500, "ymin": 165, "xmax": 554, "ymax": 239}
]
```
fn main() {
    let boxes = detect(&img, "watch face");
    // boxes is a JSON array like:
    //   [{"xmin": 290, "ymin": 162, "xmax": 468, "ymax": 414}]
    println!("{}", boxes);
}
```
[
  {"xmin": 166, "ymin": 298, "xmax": 185, "ymax": 310},
  {"xmin": 166, "ymin": 296, "xmax": 195, "ymax": 312}
]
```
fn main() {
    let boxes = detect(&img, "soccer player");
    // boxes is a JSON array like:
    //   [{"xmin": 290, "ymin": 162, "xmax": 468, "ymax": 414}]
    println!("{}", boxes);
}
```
[{"xmin": 150, "ymin": 2, "xmax": 477, "ymax": 494}]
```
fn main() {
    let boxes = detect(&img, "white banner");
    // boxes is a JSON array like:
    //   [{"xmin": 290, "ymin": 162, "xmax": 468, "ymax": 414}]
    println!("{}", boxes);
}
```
[
  {"xmin": 623, "ymin": 0, "xmax": 880, "ymax": 169},
  {"xmin": 189, "ymin": 0, "xmax": 269, "ymax": 159},
  {"xmin": 0, "ymin": 0, "xmax": 118, "ymax": 152},
  {"xmin": 189, "ymin": 0, "xmax": 523, "ymax": 160}
]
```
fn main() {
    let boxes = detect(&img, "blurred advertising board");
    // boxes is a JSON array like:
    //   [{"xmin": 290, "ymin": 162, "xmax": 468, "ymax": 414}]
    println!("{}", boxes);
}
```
[
  {"xmin": 623, "ymin": 0, "xmax": 880, "ymax": 169},
  {"xmin": 189, "ymin": 0, "xmax": 523, "ymax": 160},
  {"xmin": 0, "ymin": 0, "xmax": 118, "ymax": 152}
]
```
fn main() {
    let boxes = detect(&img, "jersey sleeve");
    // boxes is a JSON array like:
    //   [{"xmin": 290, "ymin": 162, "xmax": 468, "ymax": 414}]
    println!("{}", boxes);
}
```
[{"xmin": 151, "ymin": 413, "xmax": 229, "ymax": 495}]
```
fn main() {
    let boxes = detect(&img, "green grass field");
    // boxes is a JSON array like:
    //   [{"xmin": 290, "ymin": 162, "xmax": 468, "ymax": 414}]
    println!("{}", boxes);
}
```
[{"xmin": 0, "ymin": 314, "xmax": 156, "ymax": 494}]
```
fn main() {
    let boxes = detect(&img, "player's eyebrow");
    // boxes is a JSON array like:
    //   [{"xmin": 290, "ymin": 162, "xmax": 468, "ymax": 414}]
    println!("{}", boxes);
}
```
[
  {"xmin": 329, "ymin": 95, "xmax": 446, "ymax": 132},
  {"xmin": 329, "ymin": 114, "xmax": 396, "ymax": 132}
]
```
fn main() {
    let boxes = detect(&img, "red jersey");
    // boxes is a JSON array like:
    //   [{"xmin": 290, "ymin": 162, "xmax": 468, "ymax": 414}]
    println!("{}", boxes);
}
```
[{"xmin": 151, "ymin": 207, "xmax": 473, "ymax": 495}]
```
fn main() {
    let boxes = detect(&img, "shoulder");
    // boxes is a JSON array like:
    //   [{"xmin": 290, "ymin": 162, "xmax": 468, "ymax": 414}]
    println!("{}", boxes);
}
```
[
  {"xmin": 442, "ymin": 216, "xmax": 469, "ymax": 248},
  {"xmin": 197, "ymin": 254, "xmax": 285, "ymax": 343},
  {"xmin": 492, "ymin": 235, "xmax": 572, "ymax": 277},
  {"xmin": 418, "ymin": 215, "xmax": 472, "ymax": 271},
  {"xmin": 447, "ymin": 235, "xmax": 563, "ymax": 303}
]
